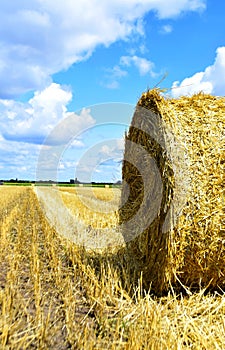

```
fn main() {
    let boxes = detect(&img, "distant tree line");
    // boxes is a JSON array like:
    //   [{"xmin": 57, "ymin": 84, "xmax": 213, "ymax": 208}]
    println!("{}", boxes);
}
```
[{"xmin": 0, "ymin": 178, "xmax": 122, "ymax": 186}]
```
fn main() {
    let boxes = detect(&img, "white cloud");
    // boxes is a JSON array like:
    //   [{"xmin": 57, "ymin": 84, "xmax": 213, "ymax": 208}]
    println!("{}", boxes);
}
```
[
  {"xmin": 171, "ymin": 47, "xmax": 225, "ymax": 97},
  {"xmin": 58, "ymin": 163, "xmax": 65, "ymax": 170},
  {"xmin": 148, "ymin": 0, "xmax": 205, "ymax": 18},
  {"xmin": 160, "ymin": 24, "xmax": 173, "ymax": 34},
  {"xmin": 70, "ymin": 139, "xmax": 85, "ymax": 148},
  {"xmin": 103, "ymin": 65, "xmax": 128, "ymax": 89},
  {"xmin": 75, "ymin": 138, "xmax": 124, "ymax": 182},
  {"xmin": 0, "ymin": 0, "xmax": 206, "ymax": 98},
  {"xmin": 0, "ymin": 83, "xmax": 95, "ymax": 145},
  {"xmin": 46, "ymin": 108, "xmax": 96, "ymax": 146},
  {"xmin": 99, "ymin": 139, "xmax": 124, "ymax": 160},
  {"xmin": 120, "ymin": 55, "xmax": 156, "ymax": 76},
  {"xmin": 171, "ymin": 73, "xmax": 213, "ymax": 97},
  {"xmin": 0, "ymin": 135, "xmax": 40, "ymax": 179},
  {"xmin": 0, "ymin": 83, "xmax": 71, "ymax": 142},
  {"xmin": 0, "ymin": 82, "xmax": 97, "ymax": 179},
  {"xmin": 103, "ymin": 54, "xmax": 156, "ymax": 88}
]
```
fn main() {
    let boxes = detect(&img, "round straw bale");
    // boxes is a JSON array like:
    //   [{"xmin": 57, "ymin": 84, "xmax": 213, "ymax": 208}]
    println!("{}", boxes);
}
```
[{"xmin": 119, "ymin": 89, "xmax": 225, "ymax": 294}]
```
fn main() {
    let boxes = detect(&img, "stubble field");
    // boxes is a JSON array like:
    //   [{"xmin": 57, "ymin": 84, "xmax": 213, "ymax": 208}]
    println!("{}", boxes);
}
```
[{"xmin": 0, "ymin": 186, "xmax": 225, "ymax": 349}]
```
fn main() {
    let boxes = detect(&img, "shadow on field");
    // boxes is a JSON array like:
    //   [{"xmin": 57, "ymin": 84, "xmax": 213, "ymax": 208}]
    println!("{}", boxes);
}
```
[
  {"xmin": 77, "ymin": 246, "xmax": 175, "ymax": 299},
  {"xmin": 77, "ymin": 246, "xmax": 224, "ymax": 299}
]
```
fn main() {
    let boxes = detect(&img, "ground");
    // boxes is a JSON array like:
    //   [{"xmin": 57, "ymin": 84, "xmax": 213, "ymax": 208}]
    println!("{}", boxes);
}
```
[{"xmin": 0, "ymin": 186, "xmax": 224, "ymax": 349}]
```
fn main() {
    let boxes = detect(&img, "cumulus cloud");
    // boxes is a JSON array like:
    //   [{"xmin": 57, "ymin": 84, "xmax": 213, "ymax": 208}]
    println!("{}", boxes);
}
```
[
  {"xmin": 103, "ymin": 55, "xmax": 156, "ymax": 88},
  {"xmin": 45, "ymin": 108, "xmax": 96, "ymax": 146},
  {"xmin": 171, "ymin": 47, "xmax": 225, "ymax": 97},
  {"xmin": 99, "ymin": 139, "xmax": 124, "ymax": 162},
  {"xmin": 0, "ymin": 0, "xmax": 206, "ymax": 98},
  {"xmin": 120, "ymin": 55, "xmax": 156, "ymax": 76},
  {"xmin": 0, "ymin": 83, "xmax": 95, "ymax": 145},
  {"xmin": 74, "ymin": 138, "xmax": 124, "ymax": 182},
  {"xmin": 149, "ymin": 0, "xmax": 205, "ymax": 18},
  {"xmin": 0, "ymin": 135, "xmax": 40, "ymax": 179}
]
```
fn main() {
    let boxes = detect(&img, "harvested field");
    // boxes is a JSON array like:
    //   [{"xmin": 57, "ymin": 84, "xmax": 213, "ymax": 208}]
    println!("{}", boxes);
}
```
[
  {"xmin": 35, "ymin": 186, "xmax": 124, "ymax": 249},
  {"xmin": 0, "ymin": 186, "xmax": 225, "ymax": 348}
]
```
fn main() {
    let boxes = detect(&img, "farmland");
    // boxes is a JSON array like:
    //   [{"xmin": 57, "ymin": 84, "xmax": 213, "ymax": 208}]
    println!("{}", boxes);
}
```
[{"xmin": 0, "ymin": 186, "xmax": 225, "ymax": 349}]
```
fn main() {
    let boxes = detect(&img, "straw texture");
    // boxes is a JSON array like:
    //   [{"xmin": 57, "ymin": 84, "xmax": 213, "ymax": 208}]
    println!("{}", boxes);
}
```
[{"xmin": 119, "ymin": 89, "xmax": 225, "ymax": 294}]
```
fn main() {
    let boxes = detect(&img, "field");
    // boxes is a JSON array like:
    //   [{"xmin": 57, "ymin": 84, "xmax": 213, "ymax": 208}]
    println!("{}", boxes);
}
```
[{"xmin": 0, "ymin": 186, "xmax": 225, "ymax": 349}]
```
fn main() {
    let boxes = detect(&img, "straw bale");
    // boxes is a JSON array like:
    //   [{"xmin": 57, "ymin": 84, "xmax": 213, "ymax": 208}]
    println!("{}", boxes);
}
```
[{"xmin": 119, "ymin": 89, "xmax": 225, "ymax": 294}]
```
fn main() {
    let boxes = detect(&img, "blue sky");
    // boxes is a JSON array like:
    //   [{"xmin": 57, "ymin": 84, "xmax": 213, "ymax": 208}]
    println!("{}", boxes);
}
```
[{"xmin": 0, "ymin": 0, "xmax": 224, "ymax": 182}]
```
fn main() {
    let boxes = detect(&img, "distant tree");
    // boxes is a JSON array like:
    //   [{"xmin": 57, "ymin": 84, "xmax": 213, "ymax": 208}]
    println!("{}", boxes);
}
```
[{"xmin": 114, "ymin": 180, "xmax": 122, "ymax": 185}]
